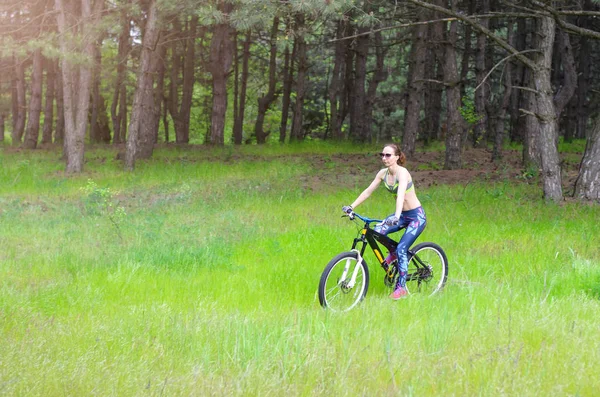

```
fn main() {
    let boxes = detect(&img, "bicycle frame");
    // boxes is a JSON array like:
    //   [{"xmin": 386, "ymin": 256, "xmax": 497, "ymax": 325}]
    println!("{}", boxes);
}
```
[
  {"xmin": 319, "ymin": 212, "xmax": 447, "ymax": 310},
  {"xmin": 349, "ymin": 214, "xmax": 398, "ymax": 271},
  {"xmin": 352, "ymin": 226, "xmax": 396, "ymax": 263},
  {"xmin": 348, "ymin": 213, "xmax": 421, "ymax": 281}
]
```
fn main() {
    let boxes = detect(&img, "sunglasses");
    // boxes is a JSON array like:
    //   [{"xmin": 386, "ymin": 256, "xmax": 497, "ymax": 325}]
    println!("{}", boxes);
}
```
[{"xmin": 378, "ymin": 153, "xmax": 394, "ymax": 158}]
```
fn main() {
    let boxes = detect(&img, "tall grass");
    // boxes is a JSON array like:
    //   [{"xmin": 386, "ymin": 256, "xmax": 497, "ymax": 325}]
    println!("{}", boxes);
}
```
[{"xmin": 1, "ymin": 143, "xmax": 599, "ymax": 395}]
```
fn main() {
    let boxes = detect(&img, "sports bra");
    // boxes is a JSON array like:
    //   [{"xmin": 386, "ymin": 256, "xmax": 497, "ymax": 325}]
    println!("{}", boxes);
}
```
[{"xmin": 383, "ymin": 168, "xmax": 414, "ymax": 194}]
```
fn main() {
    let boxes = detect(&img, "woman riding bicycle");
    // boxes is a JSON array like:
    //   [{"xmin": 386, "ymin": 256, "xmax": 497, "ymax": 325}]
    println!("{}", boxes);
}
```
[{"xmin": 342, "ymin": 143, "xmax": 427, "ymax": 300}]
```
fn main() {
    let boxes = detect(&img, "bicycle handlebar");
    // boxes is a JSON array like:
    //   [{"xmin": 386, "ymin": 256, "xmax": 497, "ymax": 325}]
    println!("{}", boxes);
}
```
[{"xmin": 343, "ymin": 211, "xmax": 383, "ymax": 225}]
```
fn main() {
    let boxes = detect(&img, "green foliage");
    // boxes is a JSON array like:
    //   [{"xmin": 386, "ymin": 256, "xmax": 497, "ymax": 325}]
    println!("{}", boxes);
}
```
[
  {"xmin": 287, "ymin": 0, "xmax": 353, "ymax": 16},
  {"xmin": 156, "ymin": 0, "xmax": 196, "ymax": 16},
  {"xmin": 353, "ymin": 10, "xmax": 382, "ymax": 28},
  {"xmin": 415, "ymin": 161, "xmax": 442, "ymax": 171},
  {"xmin": 197, "ymin": 2, "xmax": 234, "ymax": 25},
  {"xmin": 459, "ymin": 95, "xmax": 484, "ymax": 126},
  {"xmin": 80, "ymin": 179, "xmax": 127, "ymax": 241},
  {"xmin": 0, "ymin": 84, "xmax": 10, "ymax": 115},
  {"xmin": 229, "ymin": 1, "xmax": 277, "ymax": 31},
  {"xmin": 517, "ymin": 163, "xmax": 539, "ymax": 181},
  {"xmin": 1, "ymin": 82, "xmax": 599, "ymax": 397},
  {"xmin": 558, "ymin": 137, "xmax": 587, "ymax": 153}
]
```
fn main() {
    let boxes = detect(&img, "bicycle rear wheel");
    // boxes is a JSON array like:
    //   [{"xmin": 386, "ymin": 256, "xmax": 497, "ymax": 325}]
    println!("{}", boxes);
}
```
[
  {"xmin": 318, "ymin": 251, "xmax": 369, "ymax": 312},
  {"xmin": 405, "ymin": 242, "xmax": 448, "ymax": 295}
]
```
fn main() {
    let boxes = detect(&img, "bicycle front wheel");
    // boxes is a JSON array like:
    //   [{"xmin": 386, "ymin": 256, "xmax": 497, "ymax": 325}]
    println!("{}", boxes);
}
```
[
  {"xmin": 406, "ymin": 242, "xmax": 448, "ymax": 295},
  {"xmin": 318, "ymin": 251, "xmax": 369, "ymax": 312}
]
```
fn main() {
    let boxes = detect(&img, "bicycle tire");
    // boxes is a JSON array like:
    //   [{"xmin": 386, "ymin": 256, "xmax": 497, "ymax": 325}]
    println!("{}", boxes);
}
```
[
  {"xmin": 318, "ymin": 251, "xmax": 369, "ymax": 312},
  {"xmin": 405, "ymin": 242, "xmax": 448, "ymax": 295}
]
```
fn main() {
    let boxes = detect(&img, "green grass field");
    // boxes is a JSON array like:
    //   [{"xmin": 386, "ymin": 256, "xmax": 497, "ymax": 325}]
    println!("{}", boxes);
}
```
[{"xmin": 1, "ymin": 143, "xmax": 599, "ymax": 395}]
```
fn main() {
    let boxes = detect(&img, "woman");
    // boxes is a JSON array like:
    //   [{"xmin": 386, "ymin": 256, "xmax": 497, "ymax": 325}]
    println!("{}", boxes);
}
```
[{"xmin": 342, "ymin": 143, "xmax": 426, "ymax": 300}]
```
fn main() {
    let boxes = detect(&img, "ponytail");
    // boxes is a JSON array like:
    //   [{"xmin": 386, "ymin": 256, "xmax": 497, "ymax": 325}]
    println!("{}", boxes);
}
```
[{"xmin": 384, "ymin": 143, "xmax": 406, "ymax": 166}]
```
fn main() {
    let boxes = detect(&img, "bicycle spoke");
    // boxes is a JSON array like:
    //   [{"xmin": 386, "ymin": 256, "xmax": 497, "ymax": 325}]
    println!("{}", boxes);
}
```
[
  {"xmin": 318, "ymin": 252, "xmax": 369, "ymax": 312},
  {"xmin": 326, "ymin": 289, "xmax": 343, "ymax": 303},
  {"xmin": 405, "ymin": 243, "xmax": 447, "ymax": 296},
  {"xmin": 325, "ymin": 284, "xmax": 343, "ymax": 297}
]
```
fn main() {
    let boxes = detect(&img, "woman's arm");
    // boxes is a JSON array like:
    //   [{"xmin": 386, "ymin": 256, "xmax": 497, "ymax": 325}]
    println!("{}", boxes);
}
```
[
  {"xmin": 393, "ymin": 168, "xmax": 410, "ymax": 218},
  {"xmin": 350, "ymin": 170, "xmax": 384, "ymax": 209}
]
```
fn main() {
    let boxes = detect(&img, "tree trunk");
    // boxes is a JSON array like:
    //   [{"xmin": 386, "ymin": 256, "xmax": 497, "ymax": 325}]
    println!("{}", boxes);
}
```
[
  {"xmin": 574, "ymin": 116, "xmax": 600, "ymax": 201},
  {"xmin": 279, "ymin": 44, "xmax": 292, "ymax": 143},
  {"xmin": 233, "ymin": 31, "xmax": 251, "ymax": 144},
  {"xmin": 208, "ymin": 3, "xmax": 233, "ymax": 145},
  {"xmin": 12, "ymin": 55, "xmax": 26, "ymax": 146},
  {"xmin": 427, "ymin": 58, "xmax": 444, "ymax": 144},
  {"xmin": 255, "ymin": 17, "xmax": 279, "ymax": 144},
  {"xmin": 0, "ymin": 61, "xmax": 5, "ymax": 142},
  {"xmin": 562, "ymin": 99, "xmax": 577, "ymax": 144},
  {"xmin": 0, "ymin": 63, "xmax": 4, "ymax": 142},
  {"xmin": 576, "ymin": 0, "xmax": 594, "ymax": 140},
  {"xmin": 427, "ymin": 0, "xmax": 463, "ymax": 169},
  {"xmin": 111, "ymin": 7, "xmax": 130, "ymax": 145},
  {"xmin": 472, "ymin": 0, "xmax": 489, "ymax": 147},
  {"xmin": 10, "ymin": 59, "xmax": 18, "ymax": 142},
  {"xmin": 348, "ymin": 27, "xmax": 369, "ymax": 143},
  {"xmin": 90, "ymin": 37, "xmax": 103, "ymax": 143},
  {"xmin": 169, "ymin": 16, "xmax": 197, "ymax": 144},
  {"xmin": 424, "ymin": 23, "xmax": 443, "ymax": 144},
  {"xmin": 402, "ymin": 21, "xmax": 428, "ymax": 155},
  {"xmin": 492, "ymin": 21, "xmax": 514, "ymax": 161},
  {"xmin": 125, "ymin": 0, "xmax": 161, "ymax": 169},
  {"xmin": 209, "ymin": 75, "xmax": 228, "ymax": 145},
  {"xmin": 509, "ymin": 18, "xmax": 528, "ymax": 145},
  {"xmin": 179, "ymin": 16, "xmax": 198, "ymax": 144},
  {"xmin": 519, "ymin": 19, "xmax": 539, "ymax": 168},
  {"xmin": 41, "ymin": 58, "xmax": 56, "ymax": 144},
  {"xmin": 341, "ymin": 27, "xmax": 355, "ymax": 137},
  {"xmin": 533, "ymin": 16, "xmax": 562, "ymax": 202},
  {"xmin": 459, "ymin": 0, "xmax": 475, "ymax": 101},
  {"xmin": 0, "ymin": 111, "xmax": 4, "ymax": 141},
  {"xmin": 556, "ymin": 28, "xmax": 578, "ymax": 144},
  {"xmin": 442, "ymin": 9, "xmax": 462, "ymax": 169},
  {"xmin": 163, "ymin": 95, "xmax": 169, "ymax": 143},
  {"xmin": 0, "ymin": 59, "xmax": 5, "ymax": 142},
  {"xmin": 364, "ymin": 31, "xmax": 388, "ymax": 143},
  {"xmin": 232, "ymin": 33, "xmax": 240, "ymax": 144},
  {"xmin": 553, "ymin": 30, "xmax": 577, "ymax": 119},
  {"xmin": 520, "ymin": 70, "xmax": 539, "ymax": 169},
  {"xmin": 168, "ymin": 19, "xmax": 182, "ymax": 141},
  {"xmin": 95, "ymin": 94, "xmax": 112, "ymax": 143},
  {"xmin": 55, "ymin": 0, "xmax": 100, "ymax": 173},
  {"xmin": 118, "ymin": 82, "xmax": 127, "ymax": 144},
  {"xmin": 290, "ymin": 15, "xmax": 307, "ymax": 142},
  {"xmin": 55, "ymin": 63, "xmax": 65, "ymax": 143},
  {"xmin": 328, "ymin": 20, "xmax": 348, "ymax": 141},
  {"xmin": 153, "ymin": 36, "xmax": 167, "ymax": 144},
  {"xmin": 125, "ymin": 0, "xmax": 160, "ymax": 171},
  {"xmin": 576, "ymin": 33, "xmax": 590, "ymax": 140},
  {"xmin": 23, "ymin": 49, "xmax": 44, "ymax": 149}
]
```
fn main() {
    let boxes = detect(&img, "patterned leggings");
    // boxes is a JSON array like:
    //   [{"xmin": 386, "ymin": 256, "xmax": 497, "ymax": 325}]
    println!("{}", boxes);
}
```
[{"xmin": 382, "ymin": 207, "xmax": 427, "ymax": 288}]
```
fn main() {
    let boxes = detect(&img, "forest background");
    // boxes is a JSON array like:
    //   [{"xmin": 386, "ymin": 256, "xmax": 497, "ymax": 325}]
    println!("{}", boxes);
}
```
[
  {"xmin": 2, "ymin": 0, "xmax": 600, "ymax": 394},
  {"xmin": 0, "ymin": 0, "xmax": 599, "ymax": 203}
]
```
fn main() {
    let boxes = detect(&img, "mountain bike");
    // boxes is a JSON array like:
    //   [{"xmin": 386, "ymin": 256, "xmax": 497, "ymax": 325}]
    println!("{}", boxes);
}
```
[{"xmin": 318, "ymin": 211, "xmax": 448, "ymax": 312}]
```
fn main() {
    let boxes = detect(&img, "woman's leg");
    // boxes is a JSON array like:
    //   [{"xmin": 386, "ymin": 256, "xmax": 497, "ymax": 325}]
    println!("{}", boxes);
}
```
[
  {"xmin": 379, "ymin": 214, "xmax": 401, "ymax": 235},
  {"xmin": 395, "ymin": 207, "xmax": 427, "ymax": 289},
  {"xmin": 381, "ymin": 214, "xmax": 401, "ymax": 264}
]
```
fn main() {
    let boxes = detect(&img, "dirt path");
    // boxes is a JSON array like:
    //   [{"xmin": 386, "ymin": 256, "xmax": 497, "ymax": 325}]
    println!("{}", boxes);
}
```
[{"xmin": 300, "ymin": 147, "xmax": 581, "ymax": 194}]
